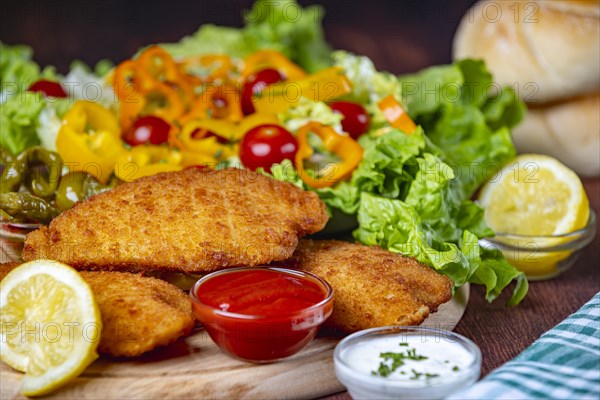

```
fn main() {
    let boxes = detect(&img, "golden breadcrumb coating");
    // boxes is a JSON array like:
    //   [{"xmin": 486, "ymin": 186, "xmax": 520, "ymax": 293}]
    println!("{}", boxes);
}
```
[
  {"xmin": 1, "ymin": 263, "xmax": 194, "ymax": 357},
  {"xmin": 22, "ymin": 168, "xmax": 328, "ymax": 273},
  {"xmin": 279, "ymin": 239, "xmax": 454, "ymax": 332}
]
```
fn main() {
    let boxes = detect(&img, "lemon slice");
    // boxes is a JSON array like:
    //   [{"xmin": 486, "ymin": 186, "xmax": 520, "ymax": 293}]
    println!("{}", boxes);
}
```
[
  {"xmin": 0, "ymin": 260, "xmax": 101, "ymax": 396},
  {"xmin": 479, "ymin": 154, "xmax": 590, "ymax": 277}
]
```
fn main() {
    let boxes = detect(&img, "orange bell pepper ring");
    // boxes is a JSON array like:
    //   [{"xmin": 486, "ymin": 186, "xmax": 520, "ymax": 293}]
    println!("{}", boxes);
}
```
[
  {"xmin": 243, "ymin": 50, "xmax": 306, "ymax": 81},
  {"xmin": 113, "ymin": 60, "xmax": 139, "ymax": 100},
  {"xmin": 139, "ymin": 80, "xmax": 185, "ymax": 122},
  {"xmin": 377, "ymin": 95, "xmax": 416, "ymax": 134},
  {"xmin": 183, "ymin": 83, "xmax": 243, "ymax": 123},
  {"xmin": 294, "ymin": 122, "xmax": 363, "ymax": 189},
  {"xmin": 136, "ymin": 46, "xmax": 181, "ymax": 85}
]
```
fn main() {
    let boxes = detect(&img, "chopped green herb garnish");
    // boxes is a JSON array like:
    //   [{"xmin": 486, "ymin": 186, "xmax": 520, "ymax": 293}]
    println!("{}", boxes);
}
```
[
  {"xmin": 452, "ymin": 366, "xmax": 460, "ymax": 372},
  {"xmin": 410, "ymin": 369, "xmax": 439, "ymax": 380},
  {"xmin": 371, "ymin": 346, "xmax": 428, "ymax": 377},
  {"xmin": 399, "ymin": 342, "xmax": 409, "ymax": 347}
]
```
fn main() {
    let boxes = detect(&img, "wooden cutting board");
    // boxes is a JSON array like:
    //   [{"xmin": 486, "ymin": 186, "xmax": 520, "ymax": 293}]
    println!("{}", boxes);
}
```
[{"xmin": 0, "ymin": 285, "xmax": 469, "ymax": 400}]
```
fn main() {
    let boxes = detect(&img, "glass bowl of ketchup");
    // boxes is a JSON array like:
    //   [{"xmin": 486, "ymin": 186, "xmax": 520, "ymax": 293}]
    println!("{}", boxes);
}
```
[{"xmin": 190, "ymin": 267, "xmax": 334, "ymax": 363}]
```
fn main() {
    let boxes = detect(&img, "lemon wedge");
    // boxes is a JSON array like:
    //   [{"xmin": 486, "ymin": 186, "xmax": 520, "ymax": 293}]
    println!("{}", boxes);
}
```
[
  {"xmin": 478, "ymin": 154, "xmax": 590, "ymax": 278},
  {"xmin": 0, "ymin": 260, "xmax": 101, "ymax": 396}
]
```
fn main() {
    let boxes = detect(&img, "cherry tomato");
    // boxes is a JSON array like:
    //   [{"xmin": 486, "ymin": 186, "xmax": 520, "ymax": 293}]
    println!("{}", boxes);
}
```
[
  {"xmin": 241, "ymin": 68, "xmax": 284, "ymax": 115},
  {"xmin": 28, "ymin": 80, "xmax": 68, "ymax": 98},
  {"xmin": 329, "ymin": 101, "xmax": 370, "ymax": 139},
  {"xmin": 122, "ymin": 116, "xmax": 171, "ymax": 146},
  {"xmin": 240, "ymin": 124, "xmax": 297, "ymax": 171}
]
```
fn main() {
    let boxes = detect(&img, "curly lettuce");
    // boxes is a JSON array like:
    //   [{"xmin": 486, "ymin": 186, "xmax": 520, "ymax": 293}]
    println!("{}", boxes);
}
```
[
  {"xmin": 0, "ymin": 42, "xmax": 57, "ymax": 103},
  {"xmin": 398, "ymin": 59, "xmax": 525, "ymax": 198},
  {"xmin": 158, "ymin": 0, "xmax": 331, "ymax": 73},
  {"xmin": 0, "ymin": 92, "xmax": 44, "ymax": 154},
  {"xmin": 351, "ymin": 129, "xmax": 527, "ymax": 304}
]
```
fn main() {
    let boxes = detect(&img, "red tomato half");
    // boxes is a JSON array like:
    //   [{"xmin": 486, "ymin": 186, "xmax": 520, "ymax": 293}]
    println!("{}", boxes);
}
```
[
  {"xmin": 240, "ymin": 124, "xmax": 297, "ymax": 171},
  {"xmin": 241, "ymin": 68, "xmax": 284, "ymax": 115},
  {"xmin": 329, "ymin": 101, "xmax": 370, "ymax": 139},
  {"xmin": 28, "ymin": 80, "xmax": 68, "ymax": 98},
  {"xmin": 122, "ymin": 116, "xmax": 171, "ymax": 146}
]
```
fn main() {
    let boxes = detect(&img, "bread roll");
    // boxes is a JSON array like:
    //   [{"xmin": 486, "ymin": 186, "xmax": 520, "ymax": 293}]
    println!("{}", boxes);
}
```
[
  {"xmin": 512, "ymin": 93, "xmax": 599, "ymax": 176},
  {"xmin": 454, "ymin": 0, "xmax": 600, "ymax": 103}
]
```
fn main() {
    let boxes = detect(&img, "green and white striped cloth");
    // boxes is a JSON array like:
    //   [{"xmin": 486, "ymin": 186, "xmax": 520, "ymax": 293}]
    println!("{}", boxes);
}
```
[{"xmin": 449, "ymin": 292, "xmax": 600, "ymax": 400}]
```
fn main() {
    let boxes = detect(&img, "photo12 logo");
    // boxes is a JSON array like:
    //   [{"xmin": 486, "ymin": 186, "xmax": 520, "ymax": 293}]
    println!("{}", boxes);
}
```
[{"xmin": 2, "ymin": 321, "xmax": 101, "ymax": 344}]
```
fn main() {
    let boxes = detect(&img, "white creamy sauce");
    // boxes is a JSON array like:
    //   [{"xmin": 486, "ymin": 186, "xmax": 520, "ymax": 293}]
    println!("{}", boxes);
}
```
[{"xmin": 342, "ymin": 334, "xmax": 474, "ymax": 386}]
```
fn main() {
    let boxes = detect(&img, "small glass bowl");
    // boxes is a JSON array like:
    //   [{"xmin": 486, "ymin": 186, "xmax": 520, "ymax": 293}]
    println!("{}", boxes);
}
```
[
  {"xmin": 0, "ymin": 221, "xmax": 41, "ymax": 263},
  {"xmin": 480, "ymin": 209, "xmax": 596, "ymax": 281},
  {"xmin": 334, "ymin": 326, "xmax": 481, "ymax": 400},
  {"xmin": 190, "ymin": 267, "xmax": 334, "ymax": 363}
]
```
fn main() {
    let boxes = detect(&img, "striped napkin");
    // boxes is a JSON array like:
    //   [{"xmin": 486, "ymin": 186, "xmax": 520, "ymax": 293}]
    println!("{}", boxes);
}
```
[{"xmin": 448, "ymin": 292, "xmax": 600, "ymax": 400}]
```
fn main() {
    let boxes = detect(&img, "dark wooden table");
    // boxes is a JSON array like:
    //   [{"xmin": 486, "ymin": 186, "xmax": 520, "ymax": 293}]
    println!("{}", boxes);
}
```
[
  {"xmin": 324, "ymin": 179, "xmax": 600, "ymax": 399},
  {"xmin": 2, "ymin": 2, "xmax": 598, "ymax": 398}
]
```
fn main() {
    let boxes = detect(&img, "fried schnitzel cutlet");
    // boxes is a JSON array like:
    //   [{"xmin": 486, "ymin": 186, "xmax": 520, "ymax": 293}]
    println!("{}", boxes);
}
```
[
  {"xmin": 279, "ymin": 240, "xmax": 453, "ymax": 332},
  {"xmin": 0, "ymin": 263, "xmax": 194, "ymax": 357},
  {"xmin": 22, "ymin": 168, "xmax": 328, "ymax": 273}
]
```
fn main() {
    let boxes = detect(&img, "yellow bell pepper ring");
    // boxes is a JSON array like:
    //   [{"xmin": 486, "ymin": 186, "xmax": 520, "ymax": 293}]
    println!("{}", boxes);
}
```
[
  {"xmin": 62, "ymin": 100, "xmax": 121, "ymax": 135},
  {"xmin": 178, "ymin": 120, "xmax": 239, "ymax": 160},
  {"xmin": 115, "ymin": 145, "xmax": 183, "ymax": 182},
  {"xmin": 252, "ymin": 67, "xmax": 352, "ymax": 114},
  {"xmin": 56, "ymin": 101, "xmax": 125, "ymax": 184},
  {"xmin": 294, "ymin": 122, "xmax": 363, "ymax": 189},
  {"xmin": 180, "ymin": 150, "xmax": 218, "ymax": 168},
  {"xmin": 377, "ymin": 95, "xmax": 417, "ymax": 134},
  {"xmin": 182, "ymin": 55, "xmax": 234, "ymax": 82},
  {"xmin": 235, "ymin": 113, "xmax": 280, "ymax": 141}
]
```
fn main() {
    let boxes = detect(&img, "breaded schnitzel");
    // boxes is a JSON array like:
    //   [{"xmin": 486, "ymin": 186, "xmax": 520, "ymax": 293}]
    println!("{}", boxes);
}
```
[
  {"xmin": 279, "ymin": 240, "xmax": 453, "ymax": 332},
  {"xmin": 22, "ymin": 168, "xmax": 328, "ymax": 273},
  {"xmin": 79, "ymin": 271, "xmax": 194, "ymax": 357},
  {"xmin": 0, "ymin": 263, "xmax": 194, "ymax": 357}
]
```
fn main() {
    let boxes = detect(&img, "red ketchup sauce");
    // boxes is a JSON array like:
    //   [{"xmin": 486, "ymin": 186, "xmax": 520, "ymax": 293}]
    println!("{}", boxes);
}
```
[{"xmin": 191, "ymin": 268, "xmax": 333, "ymax": 362}]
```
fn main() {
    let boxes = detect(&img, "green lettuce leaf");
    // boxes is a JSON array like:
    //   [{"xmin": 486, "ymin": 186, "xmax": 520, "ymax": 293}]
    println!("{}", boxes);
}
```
[
  {"xmin": 243, "ymin": 0, "xmax": 331, "ymax": 72},
  {"xmin": 0, "ymin": 92, "xmax": 44, "ymax": 154},
  {"xmin": 0, "ymin": 42, "xmax": 57, "ymax": 103},
  {"xmin": 158, "ymin": 0, "xmax": 331, "ymax": 73},
  {"xmin": 158, "ymin": 25, "xmax": 251, "ymax": 60},
  {"xmin": 346, "ymin": 122, "xmax": 526, "ymax": 304},
  {"xmin": 316, "ymin": 181, "xmax": 360, "ymax": 215},
  {"xmin": 398, "ymin": 59, "xmax": 522, "ymax": 198}
]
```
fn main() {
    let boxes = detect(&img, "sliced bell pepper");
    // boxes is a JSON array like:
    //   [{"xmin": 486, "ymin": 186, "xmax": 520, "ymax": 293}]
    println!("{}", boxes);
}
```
[
  {"xmin": 115, "ymin": 145, "xmax": 183, "ymax": 182},
  {"xmin": 235, "ymin": 113, "xmax": 279, "ymax": 142},
  {"xmin": 243, "ymin": 50, "xmax": 306, "ymax": 81},
  {"xmin": 113, "ymin": 59, "xmax": 138, "ymax": 101},
  {"xmin": 377, "ymin": 95, "xmax": 416, "ymax": 134},
  {"xmin": 182, "ymin": 82, "xmax": 243, "ymax": 123},
  {"xmin": 136, "ymin": 46, "xmax": 181, "ymax": 84},
  {"xmin": 139, "ymin": 80, "xmax": 185, "ymax": 122},
  {"xmin": 252, "ymin": 67, "xmax": 352, "ymax": 114},
  {"xmin": 180, "ymin": 150, "xmax": 218, "ymax": 168},
  {"xmin": 113, "ymin": 47, "xmax": 194, "ymax": 130},
  {"xmin": 182, "ymin": 55, "xmax": 234, "ymax": 82},
  {"xmin": 294, "ymin": 122, "xmax": 363, "ymax": 189},
  {"xmin": 56, "ymin": 101, "xmax": 125, "ymax": 184},
  {"xmin": 179, "ymin": 119, "xmax": 237, "ymax": 160}
]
